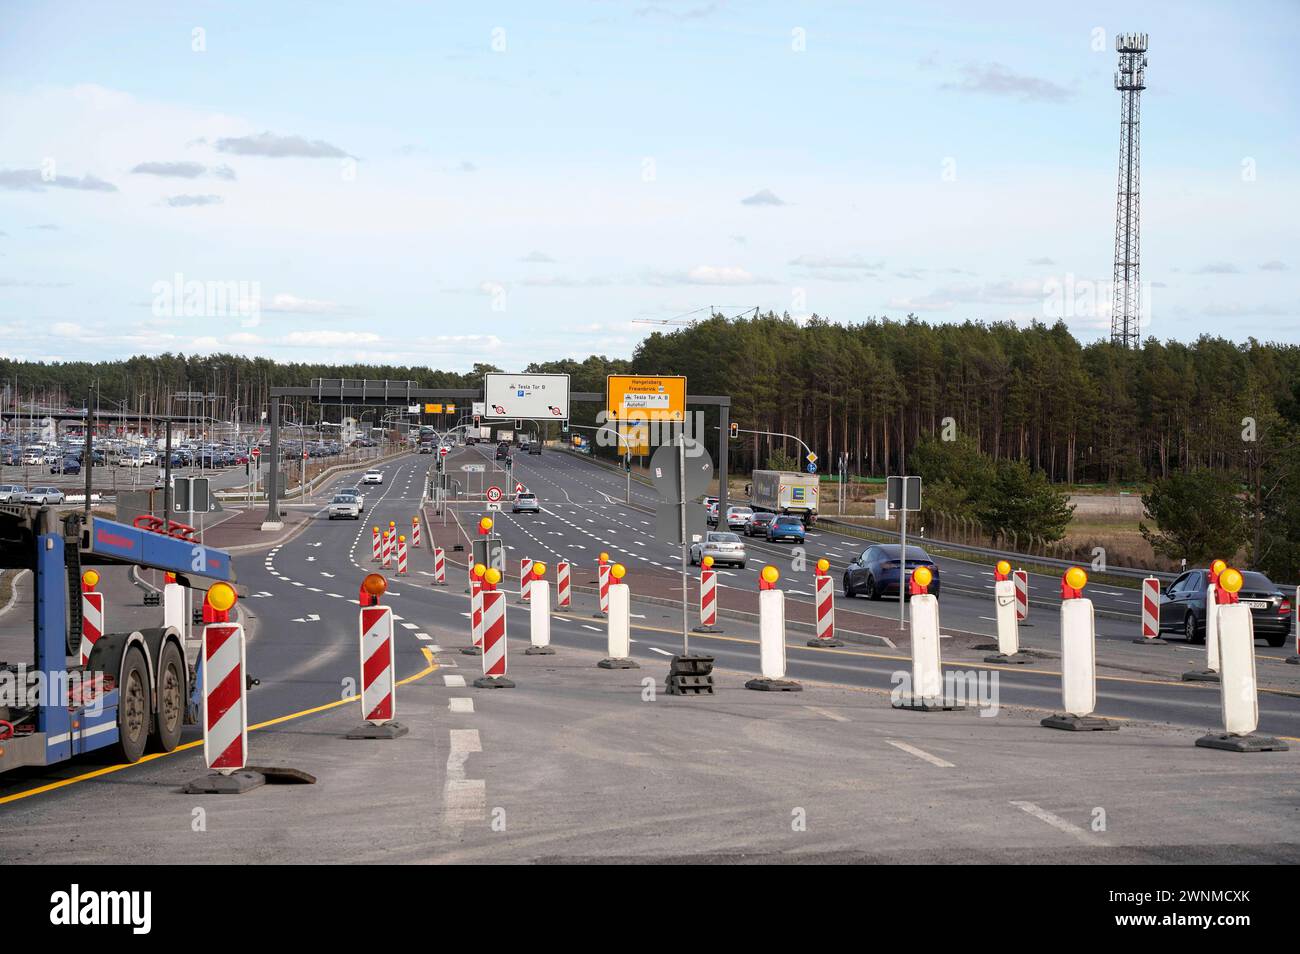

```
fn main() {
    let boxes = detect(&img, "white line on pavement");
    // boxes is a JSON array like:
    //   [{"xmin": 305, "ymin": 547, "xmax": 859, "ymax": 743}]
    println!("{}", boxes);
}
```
[
  {"xmin": 804, "ymin": 706, "xmax": 850, "ymax": 722},
  {"xmin": 1009, "ymin": 800, "xmax": 1094, "ymax": 844},
  {"xmin": 443, "ymin": 674, "xmax": 467, "ymax": 687},
  {"xmin": 887, "ymin": 740, "xmax": 954, "ymax": 768},
  {"xmin": 449, "ymin": 697, "xmax": 474, "ymax": 713}
]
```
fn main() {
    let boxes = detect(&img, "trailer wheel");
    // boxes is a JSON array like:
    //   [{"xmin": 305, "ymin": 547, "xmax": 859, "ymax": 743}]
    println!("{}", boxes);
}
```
[
  {"xmin": 151, "ymin": 642, "xmax": 185, "ymax": 752},
  {"xmin": 116, "ymin": 648, "xmax": 150, "ymax": 763}
]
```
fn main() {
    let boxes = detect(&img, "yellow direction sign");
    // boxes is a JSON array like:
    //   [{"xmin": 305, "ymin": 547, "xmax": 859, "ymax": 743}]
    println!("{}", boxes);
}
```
[
  {"xmin": 424, "ymin": 403, "xmax": 443, "ymax": 413},
  {"xmin": 606, "ymin": 375, "xmax": 686, "ymax": 422},
  {"xmin": 619, "ymin": 422, "xmax": 651, "ymax": 456}
]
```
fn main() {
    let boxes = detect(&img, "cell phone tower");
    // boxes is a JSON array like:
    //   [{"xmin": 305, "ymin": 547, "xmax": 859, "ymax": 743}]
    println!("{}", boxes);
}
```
[{"xmin": 1111, "ymin": 32, "xmax": 1148, "ymax": 348}]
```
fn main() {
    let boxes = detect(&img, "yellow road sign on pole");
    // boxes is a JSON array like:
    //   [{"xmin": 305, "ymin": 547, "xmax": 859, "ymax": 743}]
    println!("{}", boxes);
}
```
[{"xmin": 606, "ymin": 375, "xmax": 687, "ymax": 422}]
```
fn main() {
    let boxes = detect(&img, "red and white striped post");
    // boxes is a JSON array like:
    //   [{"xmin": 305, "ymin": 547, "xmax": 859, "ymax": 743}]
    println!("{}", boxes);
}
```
[
  {"xmin": 518, "ymin": 557, "xmax": 534, "ymax": 604},
  {"xmin": 1288, "ymin": 586, "xmax": 1298, "ymax": 665},
  {"xmin": 432, "ymin": 546, "xmax": 447, "ymax": 585},
  {"xmin": 411, "ymin": 516, "xmax": 421, "ymax": 548},
  {"xmin": 199, "ymin": 583, "xmax": 247, "ymax": 773},
  {"xmin": 474, "ymin": 569, "xmax": 515, "ymax": 687},
  {"xmin": 808, "ymin": 559, "xmax": 842, "ymax": 647},
  {"xmin": 1135, "ymin": 576, "xmax": 1167, "ymax": 645},
  {"xmin": 382, "ymin": 530, "xmax": 392, "ymax": 569},
  {"xmin": 347, "ymin": 573, "xmax": 408, "ymax": 738},
  {"xmin": 396, "ymin": 535, "xmax": 409, "ymax": 575},
  {"xmin": 371, "ymin": 526, "xmax": 381, "ymax": 562},
  {"xmin": 593, "ymin": 552, "xmax": 611, "ymax": 619},
  {"xmin": 693, "ymin": 557, "xmax": 721, "ymax": 634},
  {"xmin": 79, "ymin": 570, "xmax": 104, "ymax": 666},
  {"xmin": 1013, "ymin": 569, "xmax": 1029, "ymax": 623},
  {"xmin": 464, "ymin": 564, "xmax": 485, "ymax": 656},
  {"xmin": 556, "ymin": 560, "xmax": 571, "ymax": 608}
]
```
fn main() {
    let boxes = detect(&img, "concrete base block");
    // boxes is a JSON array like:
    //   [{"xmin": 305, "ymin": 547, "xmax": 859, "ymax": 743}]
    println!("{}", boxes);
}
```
[
  {"xmin": 745, "ymin": 677, "xmax": 802, "ymax": 692},
  {"xmin": 345, "ymin": 721, "xmax": 409, "ymax": 739},
  {"xmin": 984, "ymin": 651, "xmax": 1035, "ymax": 664},
  {"xmin": 259, "ymin": 521, "xmax": 284, "ymax": 532},
  {"xmin": 1041, "ymin": 713, "xmax": 1118, "ymax": 731},
  {"xmin": 524, "ymin": 645, "xmax": 556, "ymax": 655},
  {"xmin": 598, "ymin": 657, "xmax": 639, "ymax": 669},
  {"xmin": 591, "ymin": 612, "xmax": 607, "ymax": 620},
  {"xmin": 1182, "ymin": 668, "xmax": 1221, "ymax": 683},
  {"xmin": 692, "ymin": 625, "xmax": 723, "ymax": 634},
  {"xmin": 807, "ymin": 638, "xmax": 845, "ymax": 648},
  {"xmin": 1133, "ymin": 637, "xmax": 1169, "ymax": 645},
  {"xmin": 473, "ymin": 675, "xmax": 516, "ymax": 688},
  {"xmin": 1195, "ymin": 732, "xmax": 1289, "ymax": 753},
  {"xmin": 1287, "ymin": 655, "xmax": 1299, "ymax": 665},
  {"xmin": 461, "ymin": 646, "xmax": 482, "ymax": 656},
  {"xmin": 183, "ymin": 770, "xmax": 266, "ymax": 794},
  {"xmin": 893, "ymin": 694, "xmax": 964, "ymax": 711}
]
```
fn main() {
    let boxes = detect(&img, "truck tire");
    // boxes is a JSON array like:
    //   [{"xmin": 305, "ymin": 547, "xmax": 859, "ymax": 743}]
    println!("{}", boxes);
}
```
[
  {"xmin": 116, "ymin": 647, "xmax": 150, "ymax": 763},
  {"xmin": 151, "ymin": 641, "xmax": 185, "ymax": 752}
]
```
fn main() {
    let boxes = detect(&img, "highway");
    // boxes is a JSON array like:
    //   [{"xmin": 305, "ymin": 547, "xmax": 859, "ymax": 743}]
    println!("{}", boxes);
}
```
[{"xmin": 1, "ymin": 446, "xmax": 1296, "ymax": 863}]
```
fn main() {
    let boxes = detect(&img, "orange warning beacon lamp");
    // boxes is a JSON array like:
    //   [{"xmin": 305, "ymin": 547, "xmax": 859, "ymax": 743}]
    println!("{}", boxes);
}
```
[
  {"xmin": 994, "ymin": 560, "xmax": 1012, "ymax": 582},
  {"xmin": 359, "ymin": 573, "xmax": 387, "ymax": 607},
  {"xmin": 205, "ymin": 581, "xmax": 238, "ymax": 623},
  {"xmin": 611, "ymin": 563, "xmax": 627, "ymax": 582},
  {"xmin": 483, "ymin": 567, "xmax": 502, "ymax": 591},
  {"xmin": 81, "ymin": 569, "xmax": 100, "ymax": 593},
  {"xmin": 478, "ymin": 516, "xmax": 494, "ymax": 536},
  {"xmin": 1217, "ymin": 567, "xmax": 1243, "ymax": 605},
  {"xmin": 910, "ymin": 565, "xmax": 933, "ymax": 595},
  {"xmin": 1061, "ymin": 566, "xmax": 1088, "ymax": 600},
  {"xmin": 815, "ymin": 558, "xmax": 830, "ymax": 577},
  {"xmin": 759, "ymin": 564, "xmax": 780, "ymax": 591}
]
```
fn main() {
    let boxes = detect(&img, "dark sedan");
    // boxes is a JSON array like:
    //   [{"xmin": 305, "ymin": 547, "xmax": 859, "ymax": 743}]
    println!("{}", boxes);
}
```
[
  {"xmin": 745, "ymin": 512, "xmax": 777, "ymax": 537},
  {"xmin": 1158, "ymin": 569, "xmax": 1292, "ymax": 647},
  {"xmin": 843, "ymin": 544, "xmax": 940, "ymax": 600}
]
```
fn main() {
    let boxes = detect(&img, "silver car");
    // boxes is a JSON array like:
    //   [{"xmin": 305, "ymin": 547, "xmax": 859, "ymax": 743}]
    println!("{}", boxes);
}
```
[
  {"xmin": 512, "ymin": 491, "xmax": 541, "ymax": 514},
  {"xmin": 689, "ymin": 531, "xmax": 747, "ymax": 569},
  {"xmin": 327, "ymin": 494, "xmax": 361, "ymax": 520},
  {"xmin": 22, "ymin": 486, "xmax": 65, "ymax": 505},
  {"xmin": 0, "ymin": 484, "xmax": 26, "ymax": 503}
]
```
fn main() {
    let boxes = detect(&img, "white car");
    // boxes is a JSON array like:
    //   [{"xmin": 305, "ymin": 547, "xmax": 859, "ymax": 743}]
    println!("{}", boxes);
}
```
[
  {"xmin": 0, "ymin": 484, "xmax": 26, "ymax": 502},
  {"xmin": 22, "ymin": 486, "xmax": 65, "ymax": 505},
  {"xmin": 118, "ymin": 454, "xmax": 145, "ymax": 467},
  {"xmin": 362, "ymin": 470, "xmax": 384, "ymax": 485},
  {"xmin": 341, "ymin": 489, "xmax": 366, "ymax": 512},
  {"xmin": 328, "ymin": 494, "xmax": 362, "ymax": 520}
]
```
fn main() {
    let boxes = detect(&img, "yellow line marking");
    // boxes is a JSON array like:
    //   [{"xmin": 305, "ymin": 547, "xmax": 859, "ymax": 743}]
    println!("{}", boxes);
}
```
[{"xmin": 0, "ymin": 652, "xmax": 439, "ymax": 806}]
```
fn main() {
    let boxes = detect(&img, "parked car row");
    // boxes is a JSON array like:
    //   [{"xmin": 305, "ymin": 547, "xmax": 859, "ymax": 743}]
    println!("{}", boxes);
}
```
[{"xmin": 0, "ymin": 484, "xmax": 66, "ymax": 505}]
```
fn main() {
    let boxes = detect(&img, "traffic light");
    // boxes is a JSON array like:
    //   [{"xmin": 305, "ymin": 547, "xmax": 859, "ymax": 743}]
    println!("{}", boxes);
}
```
[{"xmin": 729, "ymin": 422, "xmax": 739, "ymax": 439}]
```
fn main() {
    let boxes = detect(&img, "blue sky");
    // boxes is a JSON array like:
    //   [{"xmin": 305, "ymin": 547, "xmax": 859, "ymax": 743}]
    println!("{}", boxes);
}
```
[{"xmin": 2, "ymin": 0, "xmax": 1297, "ymax": 370}]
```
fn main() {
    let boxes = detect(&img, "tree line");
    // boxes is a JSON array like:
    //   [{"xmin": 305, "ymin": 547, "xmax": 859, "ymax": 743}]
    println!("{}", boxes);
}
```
[{"xmin": 3, "ymin": 313, "xmax": 1297, "ymax": 576}]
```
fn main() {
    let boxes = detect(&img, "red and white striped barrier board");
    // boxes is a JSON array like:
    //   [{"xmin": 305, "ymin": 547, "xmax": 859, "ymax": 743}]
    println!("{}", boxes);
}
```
[
  {"xmin": 382, "ymin": 531, "xmax": 392, "ymax": 569},
  {"xmin": 371, "ymin": 527, "xmax": 381, "ymax": 562},
  {"xmin": 1141, "ymin": 577, "xmax": 1160, "ymax": 639},
  {"xmin": 699, "ymin": 569, "xmax": 718, "ymax": 628},
  {"xmin": 359, "ymin": 605, "xmax": 396, "ymax": 724},
  {"xmin": 815, "ymin": 574, "xmax": 835, "ymax": 642},
  {"xmin": 1013, "ymin": 569, "xmax": 1029, "ymax": 621},
  {"xmin": 556, "ymin": 560, "xmax": 571, "ymax": 607},
  {"xmin": 433, "ymin": 546, "xmax": 446, "ymax": 584},
  {"xmin": 396, "ymin": 536, "xmax": 409, "ymax": 575},
  {"xmin": 520, "ymin": 558, "xmax": 534, "ymax": 601},
  {"xmin": 598, "ymin": 562, "xmax": 611, "ymax": 615},
  {"xmin": 481, "ymin": 590, "xmax": 507, "ymax": 677},
  {"xmin": 79, "ymin": 591, "xmax": 104, "ymax": 666},
  {"xmin": 411, "ymin": 518, "xmax": 421, "ymax": 548},
  {"xmin": 202, "ymin": 622, "xmax": 248, "ymax": 772},
  {"xmin": 470, "ymin": 575, "xmax": 484, "ymax": 648}
]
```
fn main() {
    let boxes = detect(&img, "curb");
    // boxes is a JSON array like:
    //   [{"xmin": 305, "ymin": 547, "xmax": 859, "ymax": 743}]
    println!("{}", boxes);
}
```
[{"xmin": 0, "ymin": 569, "xmax": 30, "ymax": 619}]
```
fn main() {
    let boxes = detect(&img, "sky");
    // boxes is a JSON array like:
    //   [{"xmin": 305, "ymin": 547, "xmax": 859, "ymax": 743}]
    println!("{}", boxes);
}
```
[{"xmin": 1, "ymin": 0, "xmax": 1297, "ymax": 371}]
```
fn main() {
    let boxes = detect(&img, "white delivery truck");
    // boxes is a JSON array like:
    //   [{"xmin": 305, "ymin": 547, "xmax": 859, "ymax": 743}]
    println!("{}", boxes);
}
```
[
  {"xmin": 497, "ymin": 429, "xmax": 515, "ymax": 444},
  {"xmin": 749, "ymin": 470, "xmax": 820, "ymax": 525},
  {"xmin": 478, "ymin": 425, "xmax": 492, "ymax": 441}
]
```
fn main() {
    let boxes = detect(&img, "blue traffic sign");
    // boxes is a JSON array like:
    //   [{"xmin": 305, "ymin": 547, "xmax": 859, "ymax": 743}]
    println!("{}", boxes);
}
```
[{"xmin": 807, "ymin": 463, "xmax": 817, "ymax": 474}]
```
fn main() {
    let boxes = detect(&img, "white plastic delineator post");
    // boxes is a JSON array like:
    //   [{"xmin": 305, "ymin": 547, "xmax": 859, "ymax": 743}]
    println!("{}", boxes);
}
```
[
  {"xmin": 598, "ymin": 575, "xmax": 638, "ymax": 669},
  {"xmin": 984, "ymin": 577, "xmax": 1032, "ymax": 664},
  {"xmin": 894, "ymin": 591, "xmax": 955, "ymax": 709},
  {"xmin": 1184, "ymin": 573, "xmax": 1222, "ymax": 682},
  {"xmin": 163, "ymin": 580, "xmax": 187, "ymax": 642},
  {"xmin": 1196, "ymin": 576, "xmax": 1288, "ymax": 751},
  {"xmin": 1042, "ymin": 570, "xmax": 1115, "ymax": 732},
  {"xmin": 746, "ymin": 583, "xmax": 799, "ymax": 691},
  {"xmin": 525, "ymin": 579, "xmax": 554, "ymax": 655}
]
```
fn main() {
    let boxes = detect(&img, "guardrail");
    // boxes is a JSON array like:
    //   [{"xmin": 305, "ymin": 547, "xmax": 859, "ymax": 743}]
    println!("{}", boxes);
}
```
[
  {"xmin": 214, "ymin": 449, "xmax": 408, "ymax": 503},
  {"xmin": 817, "ymin": 515, "xmax": 1179, "ymax": 582}
]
